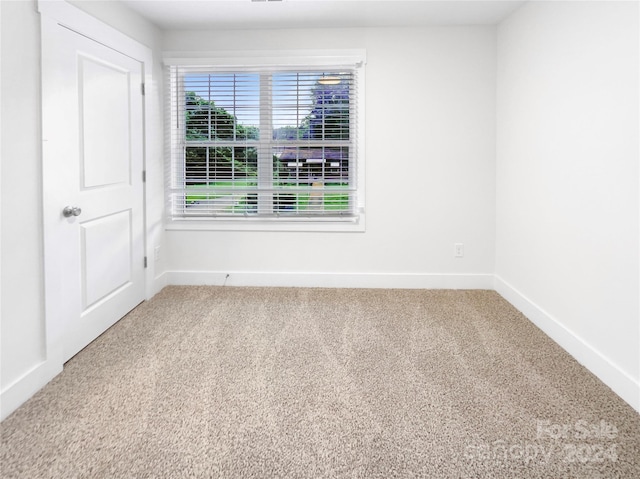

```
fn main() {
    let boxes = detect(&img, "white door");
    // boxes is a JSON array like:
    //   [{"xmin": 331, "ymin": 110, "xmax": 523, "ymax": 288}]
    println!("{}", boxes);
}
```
[{"xmin": 41, "ymin": 20, "xmax": 146, "ymax": 362}]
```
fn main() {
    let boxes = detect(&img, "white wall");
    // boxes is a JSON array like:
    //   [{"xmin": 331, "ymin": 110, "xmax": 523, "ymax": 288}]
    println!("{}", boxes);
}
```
[
  {"xmin": 0, "ymin": 0, "xmax": 164, "ymax": 420},
  {"xmin": 495, "ymin": 1, "xmax": 639, "ymax": 410},
  {"xmin": 163, "ymin": 26, "xmax": 497, "ymax": 288},
  {"xmin": 1, "ymin": 0, "xmax": 47, "ymax": 396}
]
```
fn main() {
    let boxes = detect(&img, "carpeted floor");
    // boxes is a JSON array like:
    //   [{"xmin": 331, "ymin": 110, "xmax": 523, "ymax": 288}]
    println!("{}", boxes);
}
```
[{"xmin": 1, "ymin": 286, "xmax": 639, "ymax": 478}]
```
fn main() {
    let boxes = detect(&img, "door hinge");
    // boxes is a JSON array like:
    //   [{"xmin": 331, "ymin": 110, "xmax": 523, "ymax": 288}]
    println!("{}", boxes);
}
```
[
  {"xmin": 144, "ymin": 256, "xmax": 148, "ymax": 268},
  {"xmin": 142, "ymin": 170, "xmax": 146, "ymax": 183},
  {"xmin": 141, "ymin": 83, "xmax": 145, "ymax": 96}
]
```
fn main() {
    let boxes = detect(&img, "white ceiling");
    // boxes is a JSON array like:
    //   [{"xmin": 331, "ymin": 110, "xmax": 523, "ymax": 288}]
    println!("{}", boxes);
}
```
[{"xmin": 121, "ymin": 0, "xmax": 527, "ymax": 31}]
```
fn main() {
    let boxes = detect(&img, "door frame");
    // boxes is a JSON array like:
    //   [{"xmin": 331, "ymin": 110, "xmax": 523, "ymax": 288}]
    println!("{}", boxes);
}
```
[{"xmin": 39, "ymin": 0, "xmax": 154, "ymax": 365}]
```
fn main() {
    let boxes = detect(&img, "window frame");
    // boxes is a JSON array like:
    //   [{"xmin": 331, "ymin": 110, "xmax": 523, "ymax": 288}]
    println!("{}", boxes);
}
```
[{"xmin": 164, "ymin": 50, "xmax": 366, "ymax": 232}]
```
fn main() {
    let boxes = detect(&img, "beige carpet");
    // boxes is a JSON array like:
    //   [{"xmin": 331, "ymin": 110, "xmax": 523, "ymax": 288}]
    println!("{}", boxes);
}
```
[{"xmin": 1, "ymin": 286, "xmax": 639, "ymax": 478}]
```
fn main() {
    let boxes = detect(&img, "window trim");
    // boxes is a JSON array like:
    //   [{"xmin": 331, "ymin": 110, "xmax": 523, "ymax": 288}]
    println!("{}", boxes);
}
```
[{"xmin": 164, "ymin": 49, "xmax": 366, "ymax": 232}]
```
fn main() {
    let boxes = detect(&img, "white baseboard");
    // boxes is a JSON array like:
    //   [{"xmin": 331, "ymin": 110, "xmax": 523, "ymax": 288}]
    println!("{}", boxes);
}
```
[
  {"xmin": 166, "ymin": 271, "xmax": 495, "ymax": 290},
  {"xmin": 494, "ymin": 275, "xmax": 640, "ymax": 413},
  {"xmin": 150, "ymin": 271, "xmax": 168, "ymax": 298},
  {"xmin": 0, "ymin": 359, "xmax": 62, "ymax": 421}
]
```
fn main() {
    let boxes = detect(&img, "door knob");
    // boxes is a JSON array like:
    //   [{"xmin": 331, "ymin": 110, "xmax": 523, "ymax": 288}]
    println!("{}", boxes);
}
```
[{"xmin": 62, "ymin": 206, "xmax": 82, "ymax": 217}]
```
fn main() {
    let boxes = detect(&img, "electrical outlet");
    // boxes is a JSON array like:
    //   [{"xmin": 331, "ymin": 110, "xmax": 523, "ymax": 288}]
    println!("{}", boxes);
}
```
[
  {"xmin": 454, "ymin": 243, "xmax": 464, "ymax": 258},
  {"xmin": 154, "ymin": 245, "xmax": 161, "ymax": 261}
]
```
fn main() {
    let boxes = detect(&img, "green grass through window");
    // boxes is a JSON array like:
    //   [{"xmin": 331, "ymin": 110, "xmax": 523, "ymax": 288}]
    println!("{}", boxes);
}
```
[{"xmin": 186, "ymin": 182, "xmax": 349, "ymax": 212}]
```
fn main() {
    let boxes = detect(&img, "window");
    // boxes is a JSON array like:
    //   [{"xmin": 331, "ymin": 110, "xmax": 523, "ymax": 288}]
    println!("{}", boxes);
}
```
[{"xmin": 165, "ymin": 51, "xmax": 365, "ymax": 231}]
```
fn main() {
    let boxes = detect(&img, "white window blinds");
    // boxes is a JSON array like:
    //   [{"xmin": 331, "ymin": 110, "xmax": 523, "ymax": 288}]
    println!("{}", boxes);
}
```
[{"xmin": 166, "ymin": 60, "xmax": 362, "ymax": 223}]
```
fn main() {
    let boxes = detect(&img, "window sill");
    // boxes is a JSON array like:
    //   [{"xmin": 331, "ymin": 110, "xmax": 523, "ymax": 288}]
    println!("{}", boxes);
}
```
[{"xmin": 165, "ymin": 214, "xmax": 366, "ymax": 233}]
